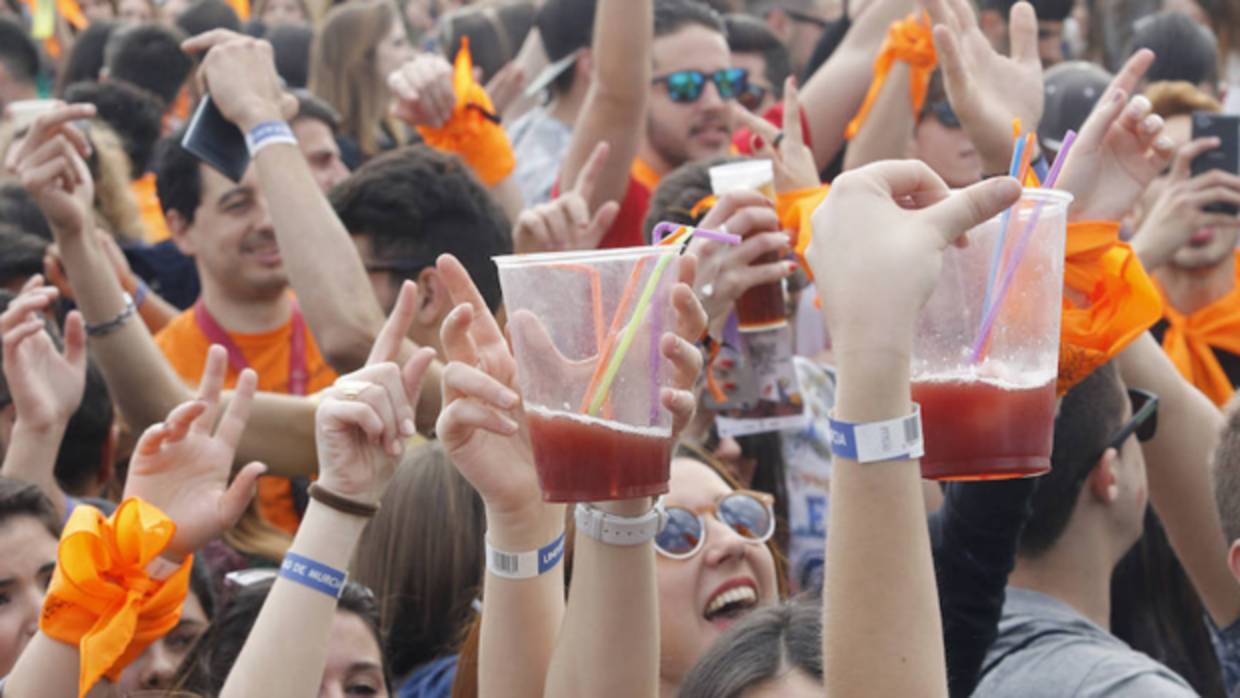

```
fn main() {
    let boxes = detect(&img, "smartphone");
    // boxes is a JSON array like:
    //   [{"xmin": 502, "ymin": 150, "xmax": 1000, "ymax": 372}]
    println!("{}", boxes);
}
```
[
  {"xmin": 181, "ymin": 95, "xmax": 249, "ymax": 183},
  {"xmin": 1191, "ymin": 111, "xmax": 1240, "ymax": 215}
]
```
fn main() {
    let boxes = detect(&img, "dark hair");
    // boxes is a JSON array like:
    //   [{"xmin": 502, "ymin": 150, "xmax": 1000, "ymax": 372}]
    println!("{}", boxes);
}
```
[
  {"xmin": 293, "ymin": 89, "xmax": 341, "ymax": 132},
  {"xmin": 55, "ymin": 21, "xmax": 120, "ymax": 97},
  {"xmin": 176, "ymin": 577, "xmax": 386, "ymax": 695},
  {"xmin": 175, "ymin": 0, "xmax": 242, "ymax": 37},
  {"xmin": 724, "ymin": 13, "xmax": 790, "ymax": 95},
  {"xmin": 1129, "ymin": 12, "xmax": 1219, "ymax": 87},
  {"xmin": 643, "ymin": 154, "xmax": 746, "ymax": 238},
  {"xmin": 439, "ymin": 2, "xmax": 536, "ymax": 83},
  {"xmin": 680, "ymin": 601, "xmax": 822, "ymax": 697},
  {"xmin": 0, "ymin": 477, "xmax": 61, "ymax": 539},
  {"xmin": 535, "ymin": 0, "xmax": 597, "ymax": 94},
  {"xmin": 63, "ymin": 80, "xmax": 165, "ymax": 178},
  {"xmin": 0, "ymin": 183, "xmax": 53, "ymax": 241},
  {"xmin": 0, "ymin": 225, "xmax": 49, "ymax": 287},
  {"xmin": 0, "ymin": 17, "xmax": 38, "ymax": 87},
  {"xmin": 982, "ymin": 0, "xmax": 1073, "ymax": 21},
  {"xmin": 328, "ymin": 145, "xmax": 512, "ymax": 312},
  {"xmin": 153, "ymin": 132, "xmax": 204, "ymax": 224},
  {"xmin": 55, "ymin": 361, "xmax": 113, "ymax": 496},
  {"xmin": 654, "ymin": 0, "xmax": 726, "ymax": 38},
  {"xmin": 1019, "ymin": 362, "xmax": 1127, "ymax": 556},
  {"xmin": 104, "ymin": 23, "xmax": 194, "ymax": 107},
  {"xmin": 268, "ymin": 23, "xmax": 314, "ymax": 89}
]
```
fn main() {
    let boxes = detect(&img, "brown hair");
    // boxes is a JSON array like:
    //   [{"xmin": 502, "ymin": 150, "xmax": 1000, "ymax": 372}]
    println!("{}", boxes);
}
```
[
  {"xmin": 352, "ymin": 441, "xmax": 486, "ymax": 681},
  {"xmin": 221, "ymin": 502, "xmax": 291, "ymax": 564},
  {"xmin": 0, "ymin": 477, "xmax": 60, "ymax": 539},
  {"xmin": 1214, "ymin": 394, "xmax": 1240, "ymax": 544},
  {"xmin": 309, "ymin": 0, "xmax": 398, "ymax": 158},
  {"xmin": 1145, "ymin": 80, "xmax": 1222, "ymax": 119}
]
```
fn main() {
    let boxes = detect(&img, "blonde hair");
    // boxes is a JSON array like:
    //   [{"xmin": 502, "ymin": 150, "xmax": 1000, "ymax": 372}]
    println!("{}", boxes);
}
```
[
  {"xmin": 222, "ymin": 501, "xmax": 292, "ymax": 563},
  {"xmin": 1145, "ymin": 80, "xmax": 1223, "ymax": 120},
  {"xmin": 309, "ymin": 0, "xmax": 398, "ymax": 158}
]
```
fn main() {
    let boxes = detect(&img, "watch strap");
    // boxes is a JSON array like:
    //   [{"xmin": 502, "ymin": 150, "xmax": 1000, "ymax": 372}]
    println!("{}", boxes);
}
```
[
  {"xmin": 575, "ymin": 499, "xmax": 667, "ymax": 546},
  {"xmin": 827, "ymin": 404, "xmax": 925, "ymax": 463}
]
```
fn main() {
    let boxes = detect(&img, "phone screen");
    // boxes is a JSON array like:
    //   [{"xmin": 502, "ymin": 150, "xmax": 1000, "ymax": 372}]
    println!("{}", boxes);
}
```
[
  {"xmin": 181, "ymin": 95, "xmax": 250, "ymax": 183},
  {"xmin": 1191, "ymin": 111, "xmax": 1240, "ymax": 215}
]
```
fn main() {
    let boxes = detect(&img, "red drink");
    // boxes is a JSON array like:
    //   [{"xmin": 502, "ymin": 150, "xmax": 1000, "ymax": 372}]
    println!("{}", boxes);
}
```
[
  {"xmin": 911, "ymin": 376, "xmax": 1056, "ymax": 481},
  {"xmin": 735, "ymin": 226, "xmax": 786, "ymax": 331},
  {"xmin": 526, "ymin": 405, "xmax": 673, "ymax": 502}
]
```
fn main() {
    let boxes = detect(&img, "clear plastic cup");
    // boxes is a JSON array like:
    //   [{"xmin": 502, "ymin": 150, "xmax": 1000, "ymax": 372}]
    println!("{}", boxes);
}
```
[
  {"xmin": 495, "ymin": 246, "xmax": 681, "ymax": 502},
  {"xmin": 709, "ymin": 160, "xmax": 785, "ymax": 332},
  {"xmin": 3, "ymin": 99, "xmax": 58, "ymax": 130},
  {"xmin": 911, "ymin": 189, "xmax": 1072, "ymax": 481}
]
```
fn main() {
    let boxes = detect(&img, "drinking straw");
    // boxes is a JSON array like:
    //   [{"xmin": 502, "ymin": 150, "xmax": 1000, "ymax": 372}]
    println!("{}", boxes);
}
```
[
  {"xmin": 579, "ymin": 257, "xmax": 651, "ymax": 413},
  {"xmin": 586, "ymin": 251, "xmax": 677, "ymax": 417},
  {"xmin": 967, "ymin": 130, "xmax": 1078, "ymax": 363},
  {"xmin": 550, "ymin": 263, "xmax": 605, "ymax": 352},
  {"xmin": 980, "ymin": 131, "xmax": 1028, "ymax": 320},
  {"xmin": 653, "ymin": 221, "xmax": 743, "ymax": 247}
]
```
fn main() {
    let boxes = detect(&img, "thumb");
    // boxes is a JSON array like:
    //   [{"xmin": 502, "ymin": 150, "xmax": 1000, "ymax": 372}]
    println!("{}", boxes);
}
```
[
  {"xmin": 219, "ymin": 461, "xmax": 268, "ymax": 527},
  {"xmin": 921, "ymin": 177, "xmax": 1022, "ymax": 247}
]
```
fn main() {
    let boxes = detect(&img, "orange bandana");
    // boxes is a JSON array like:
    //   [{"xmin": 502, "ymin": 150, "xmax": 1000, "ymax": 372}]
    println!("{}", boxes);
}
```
[
  {"xmin": 1058, "ymin": 221, "xmax": 1163, "ymax": 395},
  {"xmin": 1157, "ymin": 250, "xmax": 1240, "ymax": 406},
  {"xmin": 631, "ymin": 157, "xmax": 662, "ymax": 193},
  {"xmin": 40, "ymin": 499, "xmax": 191, "ymax": 698},
  {"xmin": 845, "ymin": 13, "xmax": 936, "ymax": 140},
  {"xmin": 417, "ymin": 38, "xmax": 515, "ymax": 187}
]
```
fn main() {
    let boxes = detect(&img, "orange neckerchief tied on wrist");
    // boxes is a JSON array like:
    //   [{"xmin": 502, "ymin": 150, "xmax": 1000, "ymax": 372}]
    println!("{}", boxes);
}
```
[
  {"xmin": 1157, "ymin": 250, "xmax": 1240, "ymax": 406},
  {"xmin": 416, "ymin": 38, "xmax": 516, "ymax": 187},
  {"xmin": 40, "ymin": 498, "xmax": 192, "ymax": 698},
  {"xmin": 1058, "ymin": 221, "xmax": 1162, "ymax": 395},
  {"xmin": 844, "ymin": 13, "xmax": 936, "ymax": 140},
  {"xmin": 776, "ymin": 185, "xmax": 829, "ymax": 280}
]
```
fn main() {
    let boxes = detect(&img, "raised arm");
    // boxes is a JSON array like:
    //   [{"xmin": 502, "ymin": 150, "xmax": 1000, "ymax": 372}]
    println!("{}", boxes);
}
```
[
  {"xmin": 555, "ymin": 0, "xmax": 652, "ymax": 214},
  {"xmin": 808, "ymin": 162, "xmax": 1020, "ymax": 697},
  {"xmin": 798, "ymin": 0, "xmax": 917, "ymax": 171},
  {"xmin": 842, "ymin": 63, "xmax": 915, "ymax": 171}
]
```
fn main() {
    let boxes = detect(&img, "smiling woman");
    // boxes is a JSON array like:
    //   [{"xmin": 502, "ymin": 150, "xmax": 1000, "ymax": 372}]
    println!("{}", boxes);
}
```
[{"xmin": 0, "ymin": 478, "xmax": 60, "ymax": 679}]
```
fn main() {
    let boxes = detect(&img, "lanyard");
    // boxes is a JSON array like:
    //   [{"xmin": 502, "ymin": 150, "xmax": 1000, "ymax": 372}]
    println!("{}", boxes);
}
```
[{"xmin": 193, "ymin": 299, "xmax": 309, "ymax": 396}]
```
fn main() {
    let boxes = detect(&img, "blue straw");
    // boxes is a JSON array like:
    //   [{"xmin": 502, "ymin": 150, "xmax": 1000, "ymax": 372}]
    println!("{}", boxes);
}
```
[{"xmin": 979, "ymin": 135, "xmax": 1027, "ymax": 320}]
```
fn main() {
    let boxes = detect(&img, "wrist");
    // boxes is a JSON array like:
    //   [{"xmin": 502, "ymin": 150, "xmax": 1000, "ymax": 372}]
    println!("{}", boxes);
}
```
[
  {"xmin": 235, "ymin": 104, "xmax": 285, "ymax": 133},
  {"xmin": 290, "ymin": 500, "xmax": 369, "ymax": 568},
  {"xmin": 834, "ymin": 347, "xmax": 912, "ymax": 423},
  {"xmin": 11, "ymin": 417, "xmax": 69, "ymax": 441},
  {"xmin": 590, "ymin": 497, "xmax": 654, "ymax": 517},
  {"xmin": 485, "ymin": 501, "xmax": 565, "ymax": 551}
]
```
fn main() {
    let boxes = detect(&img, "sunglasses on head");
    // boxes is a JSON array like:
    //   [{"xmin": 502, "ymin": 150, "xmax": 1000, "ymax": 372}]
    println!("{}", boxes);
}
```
[
  {"xmin": 737, "ymin": 82, "xmax": 771, "ymax": 113},
  {"xmin": 653, "ymin": 68, "xmax": 748, "ymax": 104},
  {"xmin": 1103, "ymin": 389, "xmax": 1159, "ymax": 454},
  {"xmin": 655, "ymin": 489, "xmax": 776, "ymax": 559}
]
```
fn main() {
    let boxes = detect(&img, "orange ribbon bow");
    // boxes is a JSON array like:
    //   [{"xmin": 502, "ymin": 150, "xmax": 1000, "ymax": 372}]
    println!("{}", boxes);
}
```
[
  {"xmin": 416, "ymin": 38, "xmax": 516, "ymax": 187},
  {"xmin": 1157, "ymin": 250, "xmax": 1240, "ymax": 406},
  {"xmin": 1058, "ymin": 221, "xmax": 1163, "ymax": 395},
  {"xmin": 845, "ymin": 13, "xmax": 937, "ymax": 140},
  {"xmin": 40, "ymin": 499, "xmax": 191, "ymax": 698}
]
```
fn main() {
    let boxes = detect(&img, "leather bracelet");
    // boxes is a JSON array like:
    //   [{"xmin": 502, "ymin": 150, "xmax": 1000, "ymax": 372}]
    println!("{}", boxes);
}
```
[{"xmin": 308, "ymin": 483, "xmax": 380, "ymax": 518}]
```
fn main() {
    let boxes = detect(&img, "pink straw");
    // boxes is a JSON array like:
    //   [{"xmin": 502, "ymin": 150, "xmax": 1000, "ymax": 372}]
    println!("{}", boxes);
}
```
[
  {"xmin": 968, "ymin": 130, "xmax": 1078, "ymax": 363},
  {"xmin": 652, "ymin": 221, "xmax": 742, "ymax": 246}
]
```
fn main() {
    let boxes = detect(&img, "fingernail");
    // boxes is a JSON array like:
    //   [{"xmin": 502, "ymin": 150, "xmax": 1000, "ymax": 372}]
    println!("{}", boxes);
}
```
[
  {"xmin": 1155, "ymin": 136, "xmax": 1173, "ymax": 150},
  {"xmin": 500, "ymin": 389, "xmax": 519, "ymax": 408},
  {"xmin": 501, "ymin": 416, "xmax": 519, "ymax": 434},
  {"xmin": 401, "ymin": 419, "xmax": 416, "ymax": 436},
  {"xmin": 1142, "ymin": 114, "xmax": 1162, "ymax": 133},
  {"xmin": 752, "ymin": 134, "xmax": 765, "ymax": 150},
  {"xmin": 786, "ymin": 261, "xmax": 798, "ymax": 273}
]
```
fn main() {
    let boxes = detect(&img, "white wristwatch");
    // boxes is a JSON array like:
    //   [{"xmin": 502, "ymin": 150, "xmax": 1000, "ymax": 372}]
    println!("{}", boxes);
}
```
[{"xmin": 575, "ymin": 498, "xmax": 667, "ymax": 546}]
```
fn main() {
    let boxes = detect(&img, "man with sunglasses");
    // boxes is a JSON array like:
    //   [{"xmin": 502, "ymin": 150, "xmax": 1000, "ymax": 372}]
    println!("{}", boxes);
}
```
[{"xmin": 979, "ymin": 0, "xmax": 1073, "ymax": 67}]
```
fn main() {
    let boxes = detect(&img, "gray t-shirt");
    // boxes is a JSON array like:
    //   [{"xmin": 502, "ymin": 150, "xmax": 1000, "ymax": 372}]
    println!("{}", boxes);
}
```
[
  {"xmin": 507, "ymin": 107, "xmax": 573, "ymax": 207},
  {"xmin": 974, "ymin": 587, "xmax": 1198, "ymax": 697}
]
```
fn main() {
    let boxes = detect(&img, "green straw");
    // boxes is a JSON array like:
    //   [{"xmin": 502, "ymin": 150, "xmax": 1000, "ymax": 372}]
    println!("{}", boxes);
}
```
[{"xmin": 586, "ymin": 251, "xmax": 676, "ymax": 417}]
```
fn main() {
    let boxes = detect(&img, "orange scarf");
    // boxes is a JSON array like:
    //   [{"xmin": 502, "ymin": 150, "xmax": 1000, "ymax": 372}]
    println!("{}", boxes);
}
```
[
  {"xmin": 1058, "ymin": 221, "xmax": 1163, "ymax": 395},
  {"xmin": 1157, "ymin": 250, "xmax": 1240, "ymax": 406},
  {"xmin": 40, "ymin": 499, "xmax": 191, "ymax": 698},
  {"xmin": 631, "ymin": 157, "xmax": 662, "ymax": 193},
  {"xmin": 845, "ymin": 13, "xmax": 936, "ymax": 140},
  {"xmin": 417, "ymin": 38, "xmax": 515, "ymax": 187},
  {"xmin": 687, "ymin": 185, "xmax": 828, "ymax": 278}
]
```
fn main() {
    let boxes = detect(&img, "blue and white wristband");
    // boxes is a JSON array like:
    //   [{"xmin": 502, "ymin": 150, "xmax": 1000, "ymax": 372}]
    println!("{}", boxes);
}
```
[
  {"xmin": 279, "ymin": 552, "xmax": 347, "ymax": 599},
  {"xmin": 486, "ymin": 531, "xmax": 566, "ymax": 580},
  {"xmin": 827, "ymin": 404, "xmax": 925, "ymax": 464},
  {"xmin": 245, "ymin": 120, "xmax": 298, "ymax": 157}
]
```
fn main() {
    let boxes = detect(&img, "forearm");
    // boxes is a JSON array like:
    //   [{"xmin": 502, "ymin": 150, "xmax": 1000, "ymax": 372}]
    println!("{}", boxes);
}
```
[
  {"xmin": 491, "ymin": 176, "xmax": 524, "ymax": 224},
  {"xmin": 824, "ymin": 348, "xmax": 946, "ymax": 697},
  {"xmin": 250, "ymin": 143, "xmax": 388, "ymax": 374},
  {"xmin": 1130, "ymin": 223, "xmax": 1176, "ymax": 272},
  {"xmin": 477, "ymin": 504, "xmax": 565, "ymax": 698},
  {"xmin": 1117, "ymin": 334, "xmax": 1240, "ymax": 627},
  {"xmin": 231, "ymin": 391, "xmax": 319, "ymax": 478},
  {"xmin": 842, "ymin": 63, "xmax": 915, "ymax": 172},
  {"xmin": 1, "ymin": 422, "xmax": 69, "ymax": 520},
  {"xmin": 220, "ymin": 500, "xmax": 368, "ymax": 698},
  {"xmin": 3, "ymin": 632, "xmax": 81, "ymax": 698},
  {"xmin": 544, "ymin": 498, "xmax": 659, "ymax": 698},
  {"xmin": 801, "ymin": 0, "xmax": 916, "ymax": 171}
]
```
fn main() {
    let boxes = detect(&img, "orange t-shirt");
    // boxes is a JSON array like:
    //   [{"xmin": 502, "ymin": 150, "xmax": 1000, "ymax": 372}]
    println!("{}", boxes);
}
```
[
  {"xmin": 155, "ymin": 303, "xmax": 338, "ymax": 534},
  {"xmin": 131, "ymin": 173, "xmax": 172, "ymax": 243}
]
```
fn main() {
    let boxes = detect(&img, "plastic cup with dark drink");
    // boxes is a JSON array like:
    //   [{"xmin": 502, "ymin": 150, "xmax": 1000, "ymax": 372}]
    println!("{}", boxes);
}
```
[
  {"xmin": 495, "ymin": 246, "xmax": 681, "ymax": 502},
  {"xmin": 912, "ymin": 189, "xmax": 1072, "ymax": 481},
  {"xmin": 709, "ymin": 160, "xmax": 787, "ymax": 332}
]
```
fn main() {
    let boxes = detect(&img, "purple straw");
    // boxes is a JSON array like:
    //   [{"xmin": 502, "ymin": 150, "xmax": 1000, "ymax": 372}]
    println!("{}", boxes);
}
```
[
  {"xmin": 652, "ymin": 220, "xmax": 743, "ymax": 246},
  {"xmin": 967, "ymin": 130, "xmax": 1078, "ymax": 363}
]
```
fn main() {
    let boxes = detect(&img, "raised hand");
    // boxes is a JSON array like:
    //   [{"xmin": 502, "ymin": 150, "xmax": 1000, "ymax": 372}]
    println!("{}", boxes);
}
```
[
  {"xmin": 388, "ymin": 52, "xmax": 456, "ymax": 128},
  {"xmin": 513, "ymin": 142, "xmax": 620, "ymax": 253},
  {"xmin": 6, "ymin": 103, "xmax": 97, "ymax": 234},
  {"xmin": 1055, "ymin": 50, "xmax": 1177, "ymax": 222},
  {"xmin": 123, "ymin": 347, "xmax": 268, "ymax": 562},
  {"xmin": 687, "ymin": 192, "xmax": 794, "ymax": 333},
  {"xmin": 808, "ymin": 162, "xmax": 1021, "ymax": 353},
  {"xmin": 923, "ymin": 0, "xmax": 1043, "ymax": 174},
  {"xmin": 0, "ymin": 276, "xmax": 85, "ymax": 432},
  {"xmin": 731, "ymin": 77, "xmax": 821, "ymax": 193},
  {"xmin": 1131, "ymin": 141, "xmax": 1240, "ymax": 272},
  {"xmin": 314, "ymin": 281, "xmax": 436, "ymax": 504},
  {"xmin": 181, "ymin": 30, "xmax": 296, "ymax": 131}
]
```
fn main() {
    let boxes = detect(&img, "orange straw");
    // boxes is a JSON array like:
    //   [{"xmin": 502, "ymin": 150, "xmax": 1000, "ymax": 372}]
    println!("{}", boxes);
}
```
[
  {"xmin": 658, "ymin": 225, "xmax": 691, "ymax": 248},
  {"xmin": 550, "ymin": 263, "xmax": 605, "ymax": 352},
  {"xmin": 579, "ymin": 256, "xmax": 650, "ymax": 413}
]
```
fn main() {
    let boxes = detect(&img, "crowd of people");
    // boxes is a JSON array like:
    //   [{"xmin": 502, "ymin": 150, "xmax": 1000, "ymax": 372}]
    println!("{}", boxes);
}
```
[{"xmin": 2, "ymin": 0, "xmax": 1240, "ymax": 695}]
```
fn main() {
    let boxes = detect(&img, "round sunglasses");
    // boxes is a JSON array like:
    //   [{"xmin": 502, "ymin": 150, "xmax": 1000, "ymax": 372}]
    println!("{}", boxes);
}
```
[
  {"xmin": 652, "ymin": 68, "xmax": 749, "ymax": 104},
  {"xmin": 655, "ymin": 490, "xmax": 776, "ymax": 559}
]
